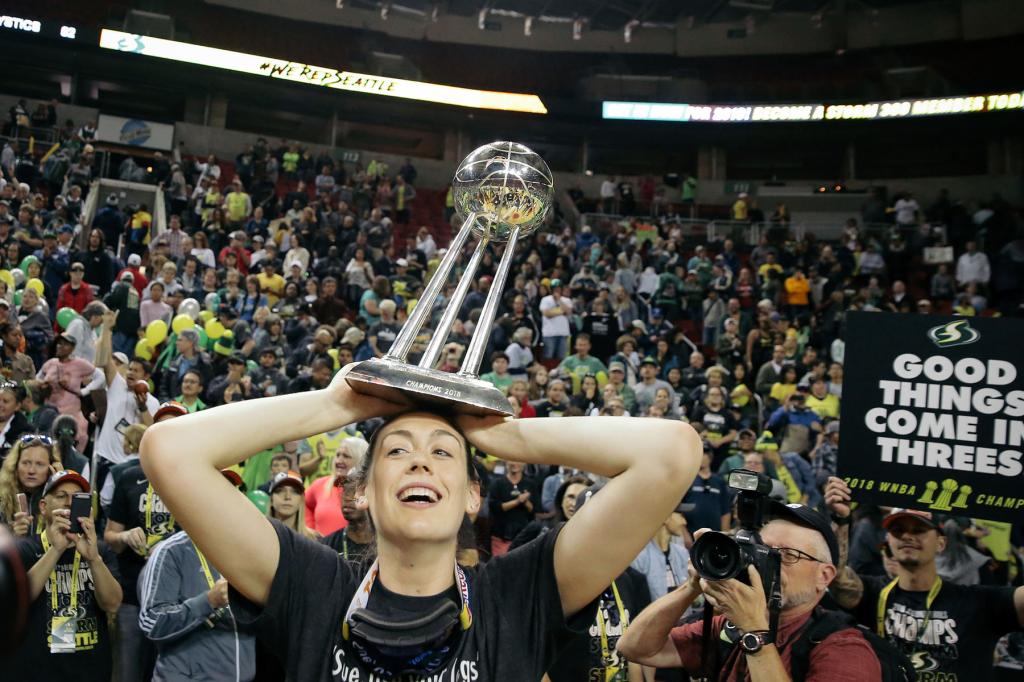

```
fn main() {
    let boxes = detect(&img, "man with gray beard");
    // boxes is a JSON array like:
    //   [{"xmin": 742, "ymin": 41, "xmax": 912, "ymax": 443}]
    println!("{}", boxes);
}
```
[{"xmin": 618, "ymin": 503, "xmax": 883, "ymax": 680}]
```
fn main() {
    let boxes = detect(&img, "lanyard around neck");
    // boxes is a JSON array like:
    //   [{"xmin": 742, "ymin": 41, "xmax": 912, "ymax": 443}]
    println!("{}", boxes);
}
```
[
  {"xmin": 41, "ymin": 529, "xmax": 80, "ymax": 614},
  {"xmin": 876, "ymin": 575, "xmax": 942, "ymax": 638},
  {"xmin": 192, "ymin": 540, "xmax": 216, "ymax": 589},
  {"xmin": 597, "ymin": 580, "xmax": 627, "ymax": 668},
  {"xmin": 342, "ymin": 560, "xmax": 472, "ymax": 639}
]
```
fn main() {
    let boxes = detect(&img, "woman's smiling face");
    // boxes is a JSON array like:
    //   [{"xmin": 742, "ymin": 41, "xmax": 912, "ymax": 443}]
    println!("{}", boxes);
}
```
[{"xmin": 361, "ymin": 413, "xmax": 479, "ymax": 548}]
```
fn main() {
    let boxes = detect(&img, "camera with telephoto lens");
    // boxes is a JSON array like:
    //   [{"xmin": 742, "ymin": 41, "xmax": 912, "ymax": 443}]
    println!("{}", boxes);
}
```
[{"xmin": 691, "ymin": 469, "xmax": 782, "ymax": 601}]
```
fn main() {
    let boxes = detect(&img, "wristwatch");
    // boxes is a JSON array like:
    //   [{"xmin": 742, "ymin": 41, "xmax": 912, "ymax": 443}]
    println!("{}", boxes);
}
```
[
  {"xmin": 739, "ymin": 630, "xmax": 774, "ymax": 655},
  {"xmin": 831, "ymin": 513, "xmax": 852, "ymax": 526}
]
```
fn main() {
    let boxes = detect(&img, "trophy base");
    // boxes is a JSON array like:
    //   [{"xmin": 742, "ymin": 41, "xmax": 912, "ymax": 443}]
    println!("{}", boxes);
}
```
[{"xmin": 346, "ymin": 358, "xmax": 513, "ymax": 417}]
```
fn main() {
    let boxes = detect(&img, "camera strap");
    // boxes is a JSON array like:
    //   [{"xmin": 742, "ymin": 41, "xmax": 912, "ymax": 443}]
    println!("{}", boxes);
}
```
[{"xmin": 699, "ymin": 600, "xmax": 717, "ymax": 680}]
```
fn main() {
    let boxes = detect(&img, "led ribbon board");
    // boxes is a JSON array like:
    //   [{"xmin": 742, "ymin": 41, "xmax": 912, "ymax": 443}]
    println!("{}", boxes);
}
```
[
  {"xmin": 99, "ymin": 29, "xmax": 547, "ymax": 115},
  {"xmin": 603, "ymin": 92, "xmax": 1023, "ymax": 123}
]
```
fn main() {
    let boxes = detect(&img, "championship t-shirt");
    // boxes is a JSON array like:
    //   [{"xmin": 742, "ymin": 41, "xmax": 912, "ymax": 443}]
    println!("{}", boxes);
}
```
[
  {"xmin": 108, "ymin": 465, "xmax": 178, "ymax": 606},
  {"xmin": 94, "ymin": 372, "xmax": 159, "ymax": 465},
  {"xmin": 546, "ymin": 568, "xmax": 650, "ymax": 682},
  {"xmin": 2, "ymin": 536, "xmax": 120, "ymax": 681},
  {"xmin": 854, "ymin": 576, "xmax": 1020, "ymax": 682},
  {"xmin": 230, "ymin": 519, "xmax": 592, "ymax": 681}
]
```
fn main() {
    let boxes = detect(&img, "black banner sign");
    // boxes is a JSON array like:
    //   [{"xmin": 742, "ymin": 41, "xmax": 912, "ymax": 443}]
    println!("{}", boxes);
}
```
[{"xmin": 838, "ymin": 312, "xmax": 1024, "ymax": 523}]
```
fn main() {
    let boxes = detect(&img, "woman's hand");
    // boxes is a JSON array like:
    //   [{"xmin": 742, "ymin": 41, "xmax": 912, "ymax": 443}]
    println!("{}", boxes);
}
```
[
  {"xmin": 326, "ymin": 363, "xmax": 409, "ymax": 424},
  {"xmin": 12, "ymin": 511, "xmax": 32, "ymax": 537},
  {"xmin": 455, "ymin": 413, "xmax": 519, "ymax": 457}
]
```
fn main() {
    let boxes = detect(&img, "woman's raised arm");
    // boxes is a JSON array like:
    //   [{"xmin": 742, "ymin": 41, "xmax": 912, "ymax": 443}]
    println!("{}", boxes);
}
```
[
  {"xmin": 140, "ymin": 368, "xmax": 404, "ymax": 605},
  {"xmin": 457, "ymin": 415, "xmax": 701, "ymax": 616}
]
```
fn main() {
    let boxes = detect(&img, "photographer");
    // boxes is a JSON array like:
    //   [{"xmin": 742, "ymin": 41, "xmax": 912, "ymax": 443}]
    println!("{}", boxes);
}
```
[
  {"xmin": 826, "ymin": 477, "xmax": 1024, "ymax": 680},
  {"xmin": 1, "ymin": 470, "xmax": 123, "ymax": 681},
  {"xmin": 618, "ymin": 500, "xmax": 882, "ymax": 680}
]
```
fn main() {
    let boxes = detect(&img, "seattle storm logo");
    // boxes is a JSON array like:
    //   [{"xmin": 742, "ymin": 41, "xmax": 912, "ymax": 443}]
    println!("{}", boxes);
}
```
[{"xmin": 927, "ymin": 319, "xmax": 980, "ymax": 348}]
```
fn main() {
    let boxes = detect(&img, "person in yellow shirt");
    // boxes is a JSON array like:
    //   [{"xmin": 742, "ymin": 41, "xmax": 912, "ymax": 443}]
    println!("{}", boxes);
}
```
[
  {"xmin": 757, "ymin": 252, "xmax": 784, "ymax": 284},
  {"xmin": 805, "ymin": 377, "xmax": 840, "ymax": 419},
  {"xmin": 769, "ymin": 365, "xmax": 799, "ymax": 407},
  {"xmin": 257, "ymin": 259, "xmax": 286, "ymax": 306},
  {"xmin": 223, "ymin": 179, "xmax": 252, "ymax": 227},
  {"xmin": 784, "ymin": 267, "xmax": 811, "ymax": 318},
  {"xmin": 731, "ymin": 192, "xmax": 749, "ymax": 221}
]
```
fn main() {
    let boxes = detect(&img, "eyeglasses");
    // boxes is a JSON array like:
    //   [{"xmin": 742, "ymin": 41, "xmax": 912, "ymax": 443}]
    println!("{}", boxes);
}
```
[
  {"xmin": 19, "ymin": 433, "xmax": 53, "ymax": 447},
  {"xmin": 775, "ymin": 546, "xmax": 824, "ymax": 566},
  {"xmin": 0, "ymin": 380, "xmax": 19, "ymax": 391}
]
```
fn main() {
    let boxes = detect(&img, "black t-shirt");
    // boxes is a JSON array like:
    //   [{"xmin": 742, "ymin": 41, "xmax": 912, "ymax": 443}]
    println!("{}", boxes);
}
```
[
  {"xmin": 108, "ymin": 464, "xmax": 177, "ymax": 605},
  {"xmin": 230, "ymin": 519, "xmax": 591, "ymax": 681},
  {"xmin": 546, "ymin": 568, "xmax": 651, "ymax": 682},
  {"xmin": 368, "ymin": 321, "xmax": 401, "ymax": 355},
  {"xmin": 322, "ymin": 528, "xmax": 372, "ymax": 563},
  {"xmin": 682, "ymin": 473, "xmax": 733, "ymax": 532},
  {"xmin": 691, "ymin": 407, "xmax": 737, "ymax": 441},
  {"xmin": 2, "ymin": 535, "xmax": 121, "ymax": 681},
  {"xmin": 488, "ymin": 474, "xmax": 540, "ymax": 541},
  {"xmin": 853, "ymin": 575, "xmax": 1020, "ymax": 681}
]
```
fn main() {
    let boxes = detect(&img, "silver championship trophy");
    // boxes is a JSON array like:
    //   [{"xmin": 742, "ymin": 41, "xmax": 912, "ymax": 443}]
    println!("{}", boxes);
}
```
[{"xmin": 346, "ymin": 141, "xmax": 554, "ymax": 415}]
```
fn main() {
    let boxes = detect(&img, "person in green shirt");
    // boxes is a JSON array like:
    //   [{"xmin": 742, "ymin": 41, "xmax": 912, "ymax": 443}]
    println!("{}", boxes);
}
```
[
  {"xmin": 282, "ymin": 144, "xmax": 300, "ymax": 178},
  {"xmin": 606, "ymin": 361, "xmax": 637, "ymax": 412},
  {"xmin": 175, "ymin": 369, "xmax": 207, "ymax": 413},
  {"xmin": 557, "ymin": 333, "xmax": 608, "ymax": 395},
  {"xmin": 480, "ymin": 351, "xmax": 515, "ymax": 394}
]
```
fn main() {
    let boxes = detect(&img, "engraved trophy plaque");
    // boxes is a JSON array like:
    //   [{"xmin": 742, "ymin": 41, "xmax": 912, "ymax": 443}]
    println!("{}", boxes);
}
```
[{"xmin": 346, "ymin": 141, "xmax": 554, "ymax": 415}]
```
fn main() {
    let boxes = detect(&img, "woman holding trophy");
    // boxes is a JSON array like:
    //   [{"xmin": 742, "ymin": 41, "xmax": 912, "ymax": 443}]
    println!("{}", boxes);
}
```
[{"xmin": 141, "ymin": 143, "xmax": 703, "ymax": 681}]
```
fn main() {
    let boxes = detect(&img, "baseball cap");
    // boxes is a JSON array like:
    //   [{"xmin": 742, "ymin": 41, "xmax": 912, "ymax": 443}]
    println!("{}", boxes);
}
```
[
  {"xmin": 217, "ymin": 304, "xmax": 239, "ymax": 319},
  {"xmin": 127, "ymin": 254, "xmax": 142, "ymax": 266},
  {"xmin": 58, "ymin": 224, "xmax": 74, "ymax": 234},
  {"xmin": 768, "ymin": 501, "xmax": 839, "ymax": 565},
  {"xmin": 825, "ymin": 421, "xmax": 840, "ymax": 434},
  {"xmin": 608, "ymin": 361, "xmax": 625, "ymax": 373},
  {"xmin": 112, "ymin": 351, "xmax": 130, "ymax": 365},
  {"xmin": 739, "ymin": 428, "xmax": 757, "ymax": 439},
  {"xmin": 631, "ymin": 319, "xmax": 647, "ymax": 333},
  {"xmin": 252, "ymin": 234, "xmax": 265, "ymax": 243},
  {"xmin": 221, "ymin": 469, "xmax": 243, "ymax": 488},
  {"xmin": 69, "ymin": 262, "xmax": 85, "ymax": 272},
  {"xmin": 227, "ymin": 352, "xmax": 246, "ymax": 365},
  {"xmin": 882, "ymin": 509, "xmax": 942, "ymax": 533},
  {"xmin": 154, "ymin": 401, "xmax": 189, "ymax": 421},
  {"xmin": 120, "ymin": 271, "xmax": 135, "ymax": 283},
  {"xmin": 396, "ymin": 258, "xmax": 408, "ymax": 267},
  {"xmin": 651, "ymin": 307, "xmax": 663, "ymax": 318},
  {"xmin": 269, "ymin": 470, "xmax": 305, "ymax": 494},
  {"xmin": 639, "ymin": 356, "xmax": 658, "ymax": 367},
  {"xmin": 42, "ymin": 230, "xmax": 56, "ymax": 240},
  {"xmin": 57, "ymin": 332, "xmax": 77, "ymax": 346},
  {"xmin": 43, "ymin": 469, "xmax": 90, "ymax": 496},
  {"xmin": 550, "ymin": 278, "xmax": 562, "ymax": 288}
]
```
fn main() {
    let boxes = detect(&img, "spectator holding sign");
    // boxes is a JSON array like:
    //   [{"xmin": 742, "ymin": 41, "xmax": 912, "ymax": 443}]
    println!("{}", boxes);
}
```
[{"xmin": 826, "ymin": 477, "xmax": 1024, "ymax": 681}]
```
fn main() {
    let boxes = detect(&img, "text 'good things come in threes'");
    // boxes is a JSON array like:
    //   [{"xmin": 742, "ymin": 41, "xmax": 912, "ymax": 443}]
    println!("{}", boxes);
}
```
[{"xmin": 864, "ymin": 354, "xmax": 1023, "ymax": 477}]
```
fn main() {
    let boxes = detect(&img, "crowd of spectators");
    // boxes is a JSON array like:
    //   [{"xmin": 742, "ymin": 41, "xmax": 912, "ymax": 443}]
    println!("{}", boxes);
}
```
[{"xmin": 0, "ymin": 94, "xmax": 1022, "ymax": 681}]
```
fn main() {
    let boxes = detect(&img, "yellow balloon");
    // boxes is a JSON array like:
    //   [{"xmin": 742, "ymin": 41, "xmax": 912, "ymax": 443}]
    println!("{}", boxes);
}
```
[
  {"xmin": 204, "ymin": 319, "xmax": 225, "ymax": 340},
  {"xmin": 171, "ymin": 313, "xmax": 195, "ymax": 335},
  {"xmin": 135, "ymin": 339, "xmax": 154, "ymax": 361},
  {"xmin": 199, "ymin": 310, "xmax": 215, "ymax": 323},
  {"xmin": 0, "ymin": 270, "xmax": 13, "ymax": 289},
  {"xmin": 26, "ymin": 278, "xmax": 44, "ymax": 296},
  {"xmin": 145, "ymin": 319, "xmax": 169, "ymax": 346},
  {"xmin": 328, "ymin": 347, "xmax": 340, "ymax": 370}
]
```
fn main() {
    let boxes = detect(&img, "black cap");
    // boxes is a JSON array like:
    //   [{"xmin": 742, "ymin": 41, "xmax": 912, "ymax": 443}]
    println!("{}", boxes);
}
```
[
  {"xmin": 227, "ymin": 352, "xmax": 247, "ymax": 365},
  {"xmin": 767, "ymin": 501, "xmax": 839, "ymax": 565},
  {"xmin": 217, "ymin": 304, "xmax": 238, "ymax": 319}
]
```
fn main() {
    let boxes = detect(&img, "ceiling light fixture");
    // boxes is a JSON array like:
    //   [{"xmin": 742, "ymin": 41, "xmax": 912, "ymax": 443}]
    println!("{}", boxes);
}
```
[
  {"xmin": 524, "ymin": 16, "xmax": 533, "ymax": 36},
  {"xmin": 572, "ymin": 17, "xmax": 583, "ymax": 40}
]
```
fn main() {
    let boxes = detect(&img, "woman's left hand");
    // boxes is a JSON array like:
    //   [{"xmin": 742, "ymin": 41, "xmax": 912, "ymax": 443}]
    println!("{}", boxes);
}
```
[{"xmin": 455, "ymin": 413, "xmax": 520, "ymax": 457}]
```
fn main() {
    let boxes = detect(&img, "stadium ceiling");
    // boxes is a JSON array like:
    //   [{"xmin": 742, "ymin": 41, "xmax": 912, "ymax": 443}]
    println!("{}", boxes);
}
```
[{"xmin": 330, "ymin": 0, "xmax": 941, "ymax": 32}]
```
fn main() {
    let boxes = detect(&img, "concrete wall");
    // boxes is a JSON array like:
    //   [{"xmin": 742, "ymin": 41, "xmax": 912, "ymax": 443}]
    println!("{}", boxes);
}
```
[{"xmin": 207, "ymin": 0, "xmax": 1024, "ymax": 58}]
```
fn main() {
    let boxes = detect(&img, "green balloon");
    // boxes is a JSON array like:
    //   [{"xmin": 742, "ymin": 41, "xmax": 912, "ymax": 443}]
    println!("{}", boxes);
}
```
[
  {"xmin": 246, "ymin": 360, "xmax": 258, "ymax": 372},
  {"xmin": 19, "ymin": 256, "xmax": 38, "ymax": 274},
  {"xmin": 196, "ymin": 328, "xmax": 209, "ymax": 348},
  {"xmin": 13, "ymin": 290, "xmax": 22, "ymax": 307},
  {"xmin": 246, "ymin": 490, "xmax": 270, "ymax": 515},
  {"xmin": 56, "ymin": 307, "xmax": 77, "ymax": 330}
]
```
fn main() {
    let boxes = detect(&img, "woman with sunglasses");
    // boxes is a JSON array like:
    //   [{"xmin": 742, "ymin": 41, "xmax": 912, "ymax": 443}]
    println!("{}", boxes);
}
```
[
  {"xmin": 0, "ymin": 380, "xmax": 32, "ymax": 459},
  {"xmin": 0, "ymin": 433, "xmax": 62, "ymax": 536},
  {"xmin": 141, "ymin": 364, "xmax": 702, "ymax": 681}
]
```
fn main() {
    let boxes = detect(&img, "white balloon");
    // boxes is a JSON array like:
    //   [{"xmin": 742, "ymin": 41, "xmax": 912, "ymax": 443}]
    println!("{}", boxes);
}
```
[{"xmin": 178, "ymin": 297, "xmax": 201, "ymax": 320}]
